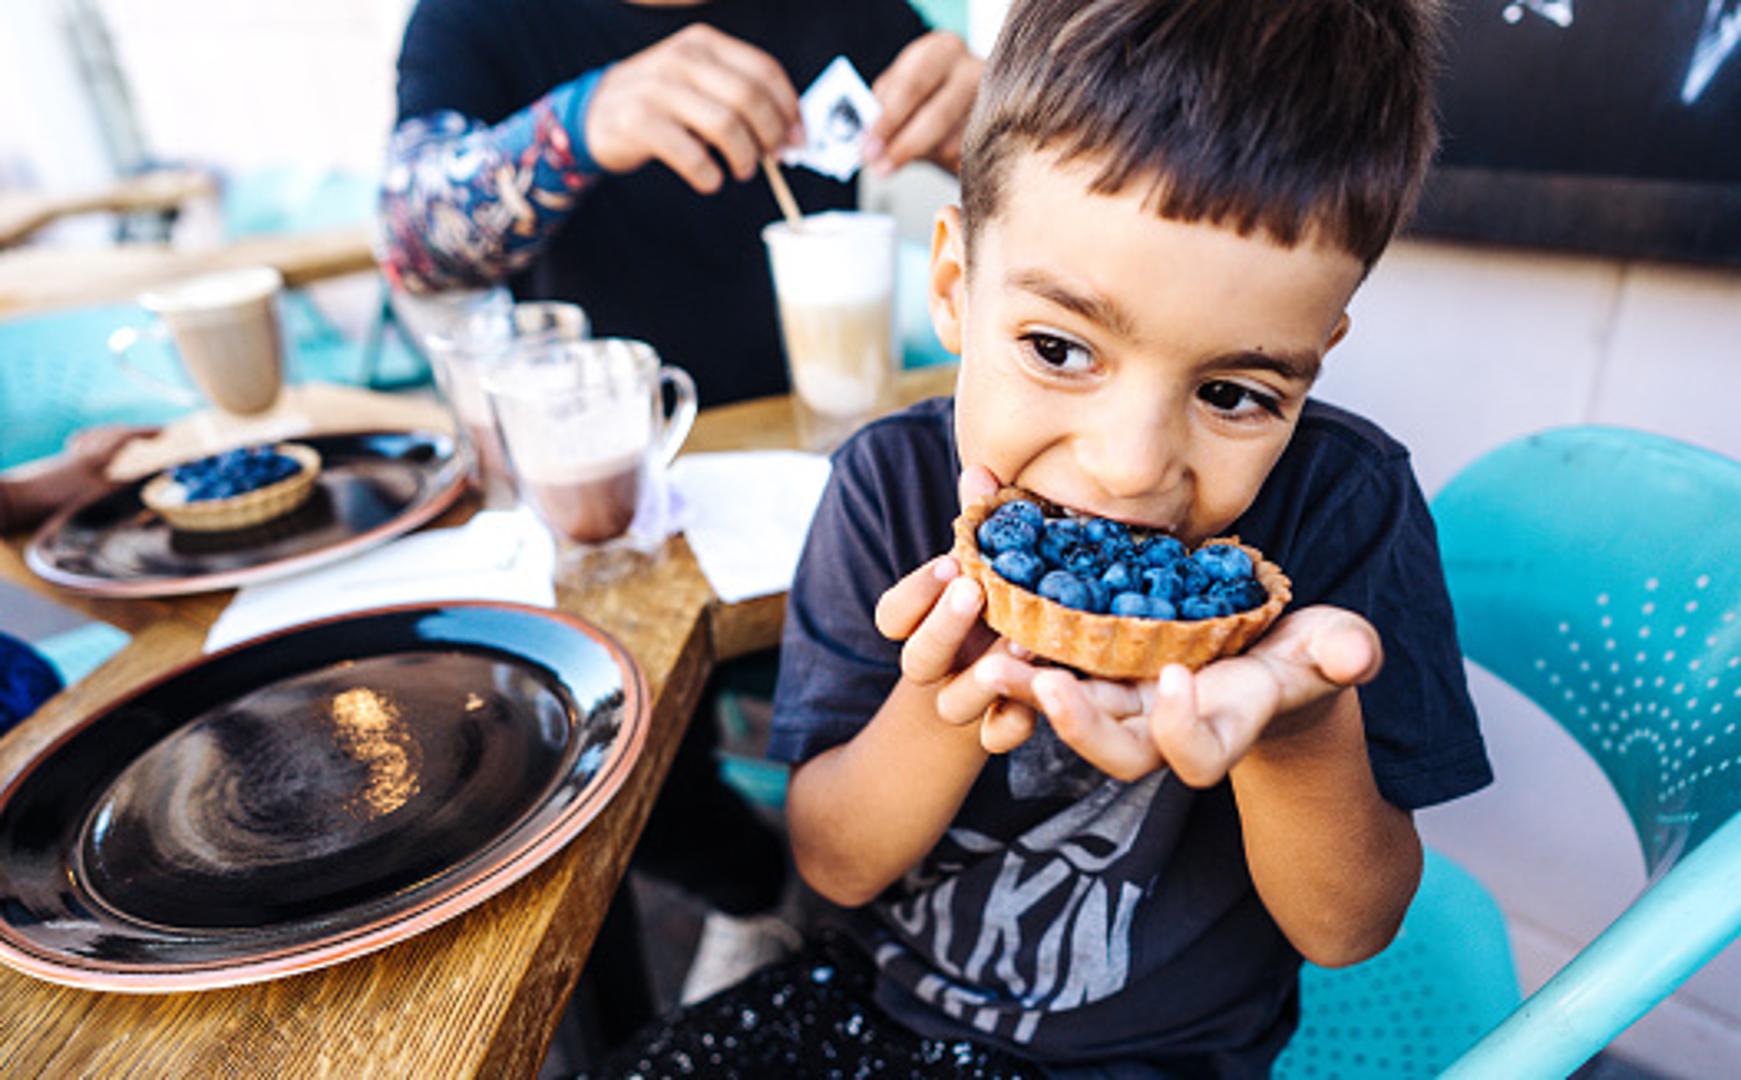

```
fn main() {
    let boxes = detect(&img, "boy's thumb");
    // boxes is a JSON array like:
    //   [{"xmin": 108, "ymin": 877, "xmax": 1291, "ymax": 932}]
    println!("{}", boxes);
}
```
[
  {"xmin": 958, "ymin": 463, "xmax": 1001, "ymax": 508},
  {"xmin": 1308, "ymin": 611, "xmax": 1384, "ymax": 688}
]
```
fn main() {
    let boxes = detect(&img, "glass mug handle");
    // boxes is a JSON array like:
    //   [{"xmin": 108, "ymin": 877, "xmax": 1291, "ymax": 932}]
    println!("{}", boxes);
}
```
[
  {"xmin": 107, "ymin": 324, "xmax": 201, "ymax": 406},
  {"xmin": 656, "ymin": 366, "xmax": 698, "ymax": 465}
]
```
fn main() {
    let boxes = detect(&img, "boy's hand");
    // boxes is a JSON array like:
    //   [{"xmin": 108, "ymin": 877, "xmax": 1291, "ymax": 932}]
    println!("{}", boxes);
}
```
[
  {"xmin": 867, "ymin": 31, "xmax": 982, "ymax": 175},
  {"xmin": 875, "ymin": 465, "xmax": 1048, "ymax": 751},
  {"xmin": 1024, "ymin": 607, "xmax": 1383, "ymax": 784},
  {"xmin": 586, "ymin": 25, "xmax": 802, "ymax": 193}
]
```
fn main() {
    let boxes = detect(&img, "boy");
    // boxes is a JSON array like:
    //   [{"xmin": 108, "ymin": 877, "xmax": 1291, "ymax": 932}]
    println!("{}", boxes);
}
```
[{"xmin": 589, "ymin": 0, "xmax": 1492, "ymax": 1075}]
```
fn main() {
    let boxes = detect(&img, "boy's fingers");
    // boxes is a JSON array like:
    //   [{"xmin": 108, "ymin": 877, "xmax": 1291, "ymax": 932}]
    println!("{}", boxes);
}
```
[
  {"xmin": 900, "ymin": 575, "xmax": 984, "ymax": 685},
  {"xmin": 980, "ymin": 699, "xmax": 1037, "ymax": 754},
  {"xmin": 1033, "ymin": 670, "xmax": 1162, "ymax": 781},
  {"xmin": 957, "ymin": 463, "xmax": 1000, "ymax": 509},
  {"xmin": 875, "ymin": 555, "xmax": 958, "ymax": 640},
  {"xmin": 1307, "ymin": 610, "xmax": 1384, "ymax": 689},
  {"xmin": 1148, "ymin": 664, "xmax": 1238, "ymax": 787}
]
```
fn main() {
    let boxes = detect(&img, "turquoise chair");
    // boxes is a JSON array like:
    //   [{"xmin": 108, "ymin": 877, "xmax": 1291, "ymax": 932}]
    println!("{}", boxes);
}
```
[
  {"xmin": 1282, "ymin": 426, "xmax": 1741, "ymax": 1078},
  {"xmin": 0, "ymin": 305, "xmax": 192, "ymax": 471}
]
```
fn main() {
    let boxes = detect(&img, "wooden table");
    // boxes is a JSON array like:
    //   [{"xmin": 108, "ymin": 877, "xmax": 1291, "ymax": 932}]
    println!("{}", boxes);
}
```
[{"xmin": 0, "ymin": 365, "xmax": 957, "ymax": 1077}]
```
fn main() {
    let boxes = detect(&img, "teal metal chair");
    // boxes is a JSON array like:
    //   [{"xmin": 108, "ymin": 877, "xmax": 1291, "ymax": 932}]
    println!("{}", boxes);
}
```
[
  {"xmin": 0, "ymin": 305, "xmax": 192, "ymax": 471},
  {"xmin": 1282, "ymin": 426, "xmax": 1741, "ymax": 1078}
]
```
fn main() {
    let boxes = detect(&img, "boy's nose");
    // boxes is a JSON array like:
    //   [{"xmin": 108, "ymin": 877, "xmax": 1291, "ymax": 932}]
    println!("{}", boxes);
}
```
[{"xmin": 1078, "ymin": 401, "xmax": 1187, "ymax": 503}]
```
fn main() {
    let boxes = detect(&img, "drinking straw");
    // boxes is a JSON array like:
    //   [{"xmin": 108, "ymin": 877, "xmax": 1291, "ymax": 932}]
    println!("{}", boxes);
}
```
[{"xmin": 761, "ymin": 157, "xmax": 803, "ymax": 228}]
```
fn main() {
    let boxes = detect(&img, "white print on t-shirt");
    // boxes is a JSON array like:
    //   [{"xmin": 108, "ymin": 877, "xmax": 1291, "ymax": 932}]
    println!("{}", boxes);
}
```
[{"xmin": 877, "ymin": 771, "xmax": 1166, "ymax": 1044}]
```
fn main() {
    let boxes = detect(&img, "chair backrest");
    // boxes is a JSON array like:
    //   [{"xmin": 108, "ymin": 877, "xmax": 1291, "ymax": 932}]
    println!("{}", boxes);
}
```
[
  {"xmin": 0, "ymin": 306, "xmax": 189, "ymax": 470},
  {"xmin": 1433, "ymin": 426, "xmax": 1741, "ymax": 876}
]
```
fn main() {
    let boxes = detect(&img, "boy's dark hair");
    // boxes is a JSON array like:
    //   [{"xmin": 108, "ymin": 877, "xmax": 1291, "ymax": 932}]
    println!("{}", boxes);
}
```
[{"xmin": 959, "ymin": 0, "xmax": 1443, "ymax": 267}]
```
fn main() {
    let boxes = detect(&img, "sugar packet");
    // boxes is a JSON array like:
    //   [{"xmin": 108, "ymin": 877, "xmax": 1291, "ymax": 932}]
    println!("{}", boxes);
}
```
[{"xmin": 781, "ymin": 55, "xmax": 882, "ymax": 182}]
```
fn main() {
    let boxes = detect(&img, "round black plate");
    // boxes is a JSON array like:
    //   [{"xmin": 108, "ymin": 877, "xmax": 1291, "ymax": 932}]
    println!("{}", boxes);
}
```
[
  {"xmin": 0, "ymin": 602, "xmax": 647, "ymax": 991},
  {"xmin": 26, "ymin": 431, "xmax": 467, "ymax": 597}
]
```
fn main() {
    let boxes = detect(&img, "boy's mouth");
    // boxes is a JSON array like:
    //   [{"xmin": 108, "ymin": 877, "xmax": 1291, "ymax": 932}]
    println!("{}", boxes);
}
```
[{"xmin": 1019, "ymin": 484, "xmax": 1182, "ymax": 539}]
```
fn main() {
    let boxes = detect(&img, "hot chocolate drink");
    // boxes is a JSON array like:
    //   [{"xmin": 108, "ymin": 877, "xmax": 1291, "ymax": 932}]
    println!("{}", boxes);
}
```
[{"xmin": 523, "ymin": 454, "xmax": 643, "ymax": 545}]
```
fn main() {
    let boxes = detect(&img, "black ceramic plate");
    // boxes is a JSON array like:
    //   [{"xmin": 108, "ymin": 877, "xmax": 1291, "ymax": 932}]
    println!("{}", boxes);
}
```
[
  {"xmin": 26, "ymin": 431, "xmax": 467, "ymax": 598},
  {"xmin": 0, "ymin": 602, "xmax": 647, "ymax": 992}
]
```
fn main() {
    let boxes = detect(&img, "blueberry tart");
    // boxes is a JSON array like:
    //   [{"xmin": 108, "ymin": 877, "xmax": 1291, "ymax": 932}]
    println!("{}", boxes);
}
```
[
  {"xmin": 142, "ymin": 443, "xmax": 322, "ymax": 533},
  {"xmin": 952, "ymin": 487, "xmax": 1291, "ymax": 679}
]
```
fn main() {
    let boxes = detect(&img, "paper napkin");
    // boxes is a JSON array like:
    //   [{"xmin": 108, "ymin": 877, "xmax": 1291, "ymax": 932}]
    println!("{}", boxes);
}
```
[
  {"xmin": 205, "ymin": 507, "xmax": 557, "ymax": 652},
  {"xmin": 669, "ymin": 451, "xmax": 833, "ymax": 604}
]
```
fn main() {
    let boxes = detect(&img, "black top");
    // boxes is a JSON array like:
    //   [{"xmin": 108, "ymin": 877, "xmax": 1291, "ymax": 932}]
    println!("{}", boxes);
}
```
[
  {"xmin": 396, "ymin": 0, "xmax": 929, "ymax": 408},
  {"xmin": 771, "ymin": 396, "xmax": 1493, "ymax": 1076}
]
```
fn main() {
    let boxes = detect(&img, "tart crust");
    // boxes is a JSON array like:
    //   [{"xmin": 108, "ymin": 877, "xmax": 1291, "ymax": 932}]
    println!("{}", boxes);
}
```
[
  {"xmin": 952, "ymin": 487, "xmax": 1292, "ymax": 679},
  {"xmin": 142, "ymin": 443, "xmax": 322, "ymax": 533}
]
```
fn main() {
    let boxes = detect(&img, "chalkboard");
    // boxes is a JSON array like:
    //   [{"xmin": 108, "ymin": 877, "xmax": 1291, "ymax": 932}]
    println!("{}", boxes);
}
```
[{"xmin": 1410, "ymin": 0, "xmax": 1741, "ymax": 266}]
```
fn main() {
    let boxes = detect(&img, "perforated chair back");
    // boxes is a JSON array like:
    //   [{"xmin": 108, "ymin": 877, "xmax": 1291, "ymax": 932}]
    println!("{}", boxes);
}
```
[
  {"xmin": 0, "ymin": 306, "xmax": 189, "ymax": 470},
  {"xmin": 1433, "ymin": 426, "xmax": 1741, "ymax": 876}
]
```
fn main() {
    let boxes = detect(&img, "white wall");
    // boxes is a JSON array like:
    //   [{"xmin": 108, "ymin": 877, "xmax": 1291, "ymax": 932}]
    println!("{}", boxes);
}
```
[{"xmin": 96, "ymin": 0, "xmax": 413, "ymax": 178}]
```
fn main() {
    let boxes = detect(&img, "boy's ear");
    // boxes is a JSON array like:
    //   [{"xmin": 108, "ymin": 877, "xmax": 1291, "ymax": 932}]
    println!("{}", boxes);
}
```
[
  {"xmin": 1325, "ymin": 312, "xmax": 1352, "ymax": 352},
  {"xmin": 928, "ymin": 205, "xmax": 968, "ymax": 356}
]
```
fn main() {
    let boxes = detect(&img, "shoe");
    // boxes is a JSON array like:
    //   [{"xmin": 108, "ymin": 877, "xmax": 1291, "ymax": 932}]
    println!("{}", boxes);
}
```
[{"xmin": 678, "ymin": 909, "xmax": 803, "ymax": 1005}]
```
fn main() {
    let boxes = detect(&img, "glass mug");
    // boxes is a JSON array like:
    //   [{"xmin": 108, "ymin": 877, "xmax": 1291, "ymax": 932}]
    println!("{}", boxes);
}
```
[
  {"xmin": 107, "ymin": 266, "xmax": 287, "ymax": 416},
  {"xmin": 412, "ymin": 294, "xmax": 589, "ymax": 503},
  {"xmin": 485, "ymin": 338, "xmax": 696, "ymax": 548}
]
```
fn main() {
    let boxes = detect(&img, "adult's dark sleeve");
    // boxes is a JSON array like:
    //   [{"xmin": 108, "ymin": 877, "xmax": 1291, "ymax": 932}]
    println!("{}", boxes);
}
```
[
  {"xmin": 1288, "ymin": 454, "xmax": 1493, "ymax": 811},
  {"xmin": 396, "ymin": 0, "xmax": 519, "ymax": 124}
]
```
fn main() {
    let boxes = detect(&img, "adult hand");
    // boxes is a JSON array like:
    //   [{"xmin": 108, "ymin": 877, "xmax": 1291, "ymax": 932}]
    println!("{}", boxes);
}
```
[
  {"xmin": 585, "ymin": 24, "xmax": 802, "ymax": 194},
  {"xmin": 1018, "ymin": 607, "xmax": 1383, "ymax": 784},
  {"xmin": 867, "ymin": 30, "xmax": 983, "ymax": 175},
  {"xmin": 874, "ymin": 464, "xmax": 1049, "ymax": 753}
]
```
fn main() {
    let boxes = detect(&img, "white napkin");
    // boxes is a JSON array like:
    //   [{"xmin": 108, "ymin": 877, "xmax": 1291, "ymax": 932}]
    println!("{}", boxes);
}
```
[
  {"xmin": 205, "ymin": 508, "xmax": 557, "ymax": 652},
  {"xmin": 670, "ymin": 451, "xmax": 833, "ymax": 604}
]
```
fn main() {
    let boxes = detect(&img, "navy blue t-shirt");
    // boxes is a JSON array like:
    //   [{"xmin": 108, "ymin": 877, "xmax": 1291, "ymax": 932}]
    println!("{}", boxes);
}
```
[
  {"xmin": 771, "ymin": 396, "xmax": 1492, "ymax": 1076},
  {"xmin": 395, "ymin": 0, "xmax": 928, "ymax": 408}
]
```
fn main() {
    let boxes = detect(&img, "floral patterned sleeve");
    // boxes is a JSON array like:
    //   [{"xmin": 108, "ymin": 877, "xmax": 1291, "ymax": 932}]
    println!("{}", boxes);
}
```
[{"xmin": 376, "ymin": 70, "xmax": 605, "ymax": 293}]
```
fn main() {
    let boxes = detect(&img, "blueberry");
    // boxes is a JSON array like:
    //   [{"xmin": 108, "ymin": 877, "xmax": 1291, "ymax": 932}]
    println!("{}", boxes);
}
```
[
  {"xmin": 1040, "ymin": 520, "xmax": 1101, "ymax": 576},
  {"xmin": 1037, "ymin": 570, "xmax": 1092, "ymax": 610},
  {"xmin": 1038, "ymin": 519, "xmax": 1088, "ymax": 566},
  {"xmin": 1110, "ymin": 591, "xmax": 1151, "ymax": 617},
  {"xmin": 1175, "ymin": 557, "xmax": 1211, "ymax": 596},
  {"xmin": 978, "ymin": 516, "xmax": 1039, "ymax": 556},
  {"xmin": 1193, "ymin": 544, "xmax": 1254, "ymax": 583},
  {"xmin": 1148, "ymin": 596, "xmax": 1178, "ymax": 620},
  {"xmin": 1137, "ymin": 535, "xmax": 1187, "ymax": 568},
  {"xmin": 1141, "ymin": 565, "xmax": 1182, "ymax": 602},
  {"xmin": 992, "ymin": 499, "xmax": 1045, "ymax": 530},
  {"xmin": 992, "ymin": 550, "xmax": 1045, "ymax": 589},
  {"xmin": 1143, "ymin": 558, "xmax": 1209, "ymax": 602},
  {"xmin": 1214, "ymin": 578, "xmax": 1269, "ymax": 612},
  {"xmin": 1098, "ymin": 536, "xmax": 1138, "ymax": 565},
  {"xmin": 1100, "ymin": 561, "xmax": 1141, "ymax": 594},
  {"xmin": 1179, "ymin": 594, "xmax": 1232, "ymax": 621},
  {"xmin": 1082, "ymin": 576, "xmax": 1111, "ymax": 614},
  {"xmin": 1082, "ymin": 518, "xmax": 1127, "ymax": 546}
]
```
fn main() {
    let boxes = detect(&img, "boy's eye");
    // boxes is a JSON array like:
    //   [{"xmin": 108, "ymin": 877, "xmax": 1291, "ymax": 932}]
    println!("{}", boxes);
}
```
[
  {"xmin": 1197, "ymin": 379, "xmax": 1283, "ymax": 418},
  {"xmin": 1020, "ymin": 332, "xmax": 1094, "ymax": 374}
]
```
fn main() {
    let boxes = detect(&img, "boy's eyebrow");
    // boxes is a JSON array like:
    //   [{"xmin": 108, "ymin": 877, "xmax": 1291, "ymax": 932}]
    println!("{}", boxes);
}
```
[
  {"xmin": 1007, "ymin": 269, "xmax": 1137, "ymax": 339},
  {"xmin": 1203, "ymin": 349, "xmax": 1322, "ymax": 383}
]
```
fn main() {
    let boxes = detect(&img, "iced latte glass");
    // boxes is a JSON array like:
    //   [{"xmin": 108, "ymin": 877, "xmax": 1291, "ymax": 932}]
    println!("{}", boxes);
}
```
[{"xmin": 762, "ymin": 212, "xmax": 897, "ymax": 451}]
